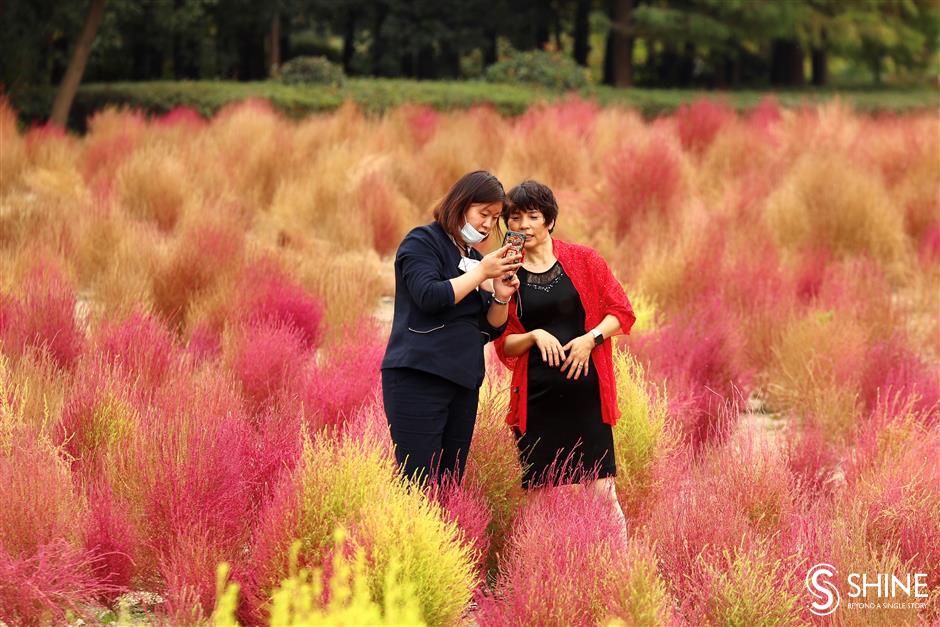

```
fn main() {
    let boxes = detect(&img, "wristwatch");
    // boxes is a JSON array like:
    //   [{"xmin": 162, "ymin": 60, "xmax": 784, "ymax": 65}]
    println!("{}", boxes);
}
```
[
  {"xmin": 492, "ymin": 295, "xmax": 510, "ymax": 306},
  {"xmin": 591, "ymin": 328, "xmax": 604, "ymax": 346}
]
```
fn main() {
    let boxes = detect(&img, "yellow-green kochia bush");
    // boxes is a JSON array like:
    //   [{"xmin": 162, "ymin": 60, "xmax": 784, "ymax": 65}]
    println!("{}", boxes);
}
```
[
  {"xmin": 612, "ymin": 349, "xmax": 677, "ymax": 520},
  {"xmin": 248, "ymin": 433, "xmax": 476, "ymax": 626},
  {"xmin": 213, "ymin": 529, "xmax": 424, "ymax": 626}
]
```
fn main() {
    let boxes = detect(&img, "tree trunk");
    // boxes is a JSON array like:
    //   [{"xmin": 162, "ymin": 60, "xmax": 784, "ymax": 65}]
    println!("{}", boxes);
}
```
[
  {"xmin": 269, "ymin": 11, "xmax": 281, "ymax": 76},
  {"xmin": 811, "ymin": 28, "xmax": 828, "ymax": 86},
  {"xmin": 573, "ymin": 0, "xmax": 590, "ymax": 66},
  {"xmin": 605, "ymin": 0, "xmax": 633, "ymax": 87},
  {"xmin": 811, "ymin": 47, "xmax": 827, "ymax": 86},
  {"xmin": 416, "ymin": 46, "xmax": 436, "ymax": 79},
  {"xmin": 535, "ymin": 1, "xmax": 551, "ymax": 50},
  {"xmin": 678, "ymin": 41, "xmax": 694, "ymax": 86},
  {"xmin": 770, "ymin": 38, "xmax": 804, "ymax": 86},
  {"xmin": 484, "ymin": 30, "xmax": 498, "ymax": 66},
  {"xmin": 50, "ymin": 0, "xmax": 107, "ymax": 127},
  {"xmin": 342, "ymin": 10, "xmax": 356, "ymax": 73},
  {"xmin": 371, "ymin": 3, "xmax": 389, "ymax": 76}
]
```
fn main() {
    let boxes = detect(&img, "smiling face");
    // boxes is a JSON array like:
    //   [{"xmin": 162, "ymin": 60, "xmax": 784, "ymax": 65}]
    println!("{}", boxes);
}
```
[
  {"xmin": 506, "ymin": 205, "xmax": 554, "ymax": 250},
  {"xmin": 463, "ymin": 201, "xmax": 503, "ymax": 242}
]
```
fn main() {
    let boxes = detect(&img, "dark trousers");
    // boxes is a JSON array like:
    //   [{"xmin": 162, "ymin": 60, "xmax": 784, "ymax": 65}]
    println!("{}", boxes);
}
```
[{"xmin": 381, "ymin": 367, "xmax": 479, "ymax": 484}]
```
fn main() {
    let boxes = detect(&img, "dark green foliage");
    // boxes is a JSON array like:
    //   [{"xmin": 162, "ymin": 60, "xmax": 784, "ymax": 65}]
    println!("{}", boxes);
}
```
[
  {"xmin": 485, "ymin": 50, "xmax": 591, "ymax": 90},
  {"xmin": 276, "ymin": 56, "xmax": 346, "ymax": 87},
  {"xmin": 10, "ymin": 79, "xmax": 936, "ymax": 132}
]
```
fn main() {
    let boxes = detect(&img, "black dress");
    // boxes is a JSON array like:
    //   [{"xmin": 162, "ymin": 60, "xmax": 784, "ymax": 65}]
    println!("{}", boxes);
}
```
[{"xmin": 514, "ymin": 261, "xmax": 616, "ymax": 489}]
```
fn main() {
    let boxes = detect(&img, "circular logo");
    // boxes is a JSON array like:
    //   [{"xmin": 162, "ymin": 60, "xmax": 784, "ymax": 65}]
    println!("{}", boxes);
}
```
[{"xmin": 806, "ymin": 563, "xmax": 841, "ymax": 616}]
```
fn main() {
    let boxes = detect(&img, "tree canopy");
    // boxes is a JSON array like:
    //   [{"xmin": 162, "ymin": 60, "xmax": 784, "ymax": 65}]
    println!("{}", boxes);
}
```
[{"xmin": 1, "ymin": 0, "xmax": 936, "ymax": 96}]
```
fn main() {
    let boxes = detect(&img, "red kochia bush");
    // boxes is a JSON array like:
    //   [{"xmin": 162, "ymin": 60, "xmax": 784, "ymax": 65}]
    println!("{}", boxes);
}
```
[
  {"xmin": 427, "ymin": 474, "xmax": 492, "ymax": 575},
  {"xmin": 675, "ymin": 99, "xmax": 734, "ymax": 155},
  {"xmin": 630, "ymin": 295, "xmax": 749, "ymax": 450},
  {"xmin": 517, "ymin": 97, "xmax": 600, "ymax": 139},
  {"xmin": 860, "ymin": 334, "xmax": 940, "ymax": 420},
  {"xmin": 919, "ymin": 222, "xmax": 940, "ymax": 264},
  {"xmin": 484, "ymin": 483, "xmax": 629, "ymax": 625},
  {"xmin": 299, "ymin": 319, "xmax": 384, "ymax": 430},
  {"xmin": 237, "ymin": 260, "xmax": 325, "ymax": 350},
  {"xmin": 83, "ymin": 484, "xmax": 136, "ymax": 601},
  {"xmin": 0, "ymin": 436, "xmax": 113, "ymax": 624},
  {"xmin": 1, "ymin": 260, "xmax": 83, "ymax": 370},
  {"xmin": 405, "ymin": 105, "xmax": 439, "ymax": 147},
  {"xmin": 155, "ymin": 106, "xmax": 205, "ymax": 129},
  {"xmin": 357, "ymin": 171, "xmax": 401, "ymax": 257},
  {"xmin": 233, "ymin": 321, "xmax": 309, "ymax": 412},
  {"xmin": 646, "ymin": 438, "xmax": 803, "ymax": 622},
  {"xmin": 605, "ymin": 138, "xmax": 681, "ymax": 238},
  {"xmin": 94, "ymin": 311, "xmax": 180, "ymax": 389},
  {"xmin": 0, "ymin": 540, "xmax": 114, "ymax": 626}
]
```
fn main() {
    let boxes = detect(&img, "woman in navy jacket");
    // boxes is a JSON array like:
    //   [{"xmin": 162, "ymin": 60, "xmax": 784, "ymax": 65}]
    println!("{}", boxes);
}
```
[{"xmin": 381, "ymin": 171, "xmax": 522, "ymax": 484}]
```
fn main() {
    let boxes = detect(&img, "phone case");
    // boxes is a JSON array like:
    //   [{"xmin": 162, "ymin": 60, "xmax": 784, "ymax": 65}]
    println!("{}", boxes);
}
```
[{"xmin": 503, "ymin": 230, "xmax": 526, "ymax": 254}]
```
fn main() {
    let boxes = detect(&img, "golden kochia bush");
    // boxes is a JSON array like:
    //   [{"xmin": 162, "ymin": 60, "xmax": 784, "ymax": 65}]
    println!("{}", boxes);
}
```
[
  {"xmin": 114, "ymin": 146, "xmax": 191, "ymax": 231},
  {"xmin": 763, "ymin": 153, "xmax": 907, "ymax": 264},
  {"xmin": 764, "ymin": 311, "xmax": 870, "ymax": 442},
  {"xmin": 0, "ymin": 98, "xmax": 27, "ymax": 198}
]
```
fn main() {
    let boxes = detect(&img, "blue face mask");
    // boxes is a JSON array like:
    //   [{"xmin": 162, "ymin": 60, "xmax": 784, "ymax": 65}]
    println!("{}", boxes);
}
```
[{"xmin": 459, "ymin": 222, "xmax": 487, "ymax": 245}]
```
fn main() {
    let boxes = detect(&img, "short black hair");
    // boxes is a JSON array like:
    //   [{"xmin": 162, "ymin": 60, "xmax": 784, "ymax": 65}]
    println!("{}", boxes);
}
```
[{"xmin": 503, "ymin": 180, "xmax": 559, "ymax": 233}]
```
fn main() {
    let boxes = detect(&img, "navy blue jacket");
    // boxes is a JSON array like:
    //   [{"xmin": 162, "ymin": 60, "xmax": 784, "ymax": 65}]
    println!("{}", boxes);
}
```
[{"xmin": 381, "ymin": 222, "xmax": 507, "ymax": 389}]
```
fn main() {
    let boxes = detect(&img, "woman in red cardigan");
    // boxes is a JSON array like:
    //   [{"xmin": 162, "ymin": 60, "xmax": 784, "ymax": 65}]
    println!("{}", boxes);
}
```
[{"xmin": 494, "ymin": 180, "xmax": 636, "ymax": 530}]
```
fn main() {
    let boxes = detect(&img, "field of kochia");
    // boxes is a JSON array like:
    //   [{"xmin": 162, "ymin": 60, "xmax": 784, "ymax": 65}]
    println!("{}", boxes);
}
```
[{"xmin": 0, "ymin": 94, "xmax": 937, "ymax": 625}]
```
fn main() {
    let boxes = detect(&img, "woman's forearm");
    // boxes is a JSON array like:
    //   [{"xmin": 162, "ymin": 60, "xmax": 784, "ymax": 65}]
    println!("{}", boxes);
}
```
[
  {"xmin": 449, "ymin": 266, "xmax": 486, "ymax": 305},
  {"xmin": 486, "ymin": 300, "xmax": 509, "ymax": 328},
  {"xmin": 502, "ymin": 331, "xmax": 534, "ymax": 357},
  {"xmin": 590, "ymin": 315, "xmax": 622, "ymax": 341}
]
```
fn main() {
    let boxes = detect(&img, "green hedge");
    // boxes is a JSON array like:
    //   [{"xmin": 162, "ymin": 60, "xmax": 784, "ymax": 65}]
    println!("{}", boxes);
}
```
[{"xmin": 10, "ymin": 79, "xmax": 937, "ymax": 130}]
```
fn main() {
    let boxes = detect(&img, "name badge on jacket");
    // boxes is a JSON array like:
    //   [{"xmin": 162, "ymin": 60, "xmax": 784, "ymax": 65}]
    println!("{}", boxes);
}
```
[{"xmin": 457, "ymin": 257, "xmax": 481, "ymax": 274}]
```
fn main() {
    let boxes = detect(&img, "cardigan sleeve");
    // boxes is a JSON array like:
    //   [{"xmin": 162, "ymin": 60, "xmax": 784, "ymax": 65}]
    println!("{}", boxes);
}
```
[
  {"xmin": 397, "ymin": 231, "xmax": 455, "ymax": 314},
  {"xmin": 592, "ymin": 250, "xmax": 636, "ymax": 336}
]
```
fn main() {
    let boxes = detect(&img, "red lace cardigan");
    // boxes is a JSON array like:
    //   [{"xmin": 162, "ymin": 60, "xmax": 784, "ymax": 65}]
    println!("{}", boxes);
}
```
[{"xmin": 494, "ymin": 239, "xmax": 636, "ymax": 434}]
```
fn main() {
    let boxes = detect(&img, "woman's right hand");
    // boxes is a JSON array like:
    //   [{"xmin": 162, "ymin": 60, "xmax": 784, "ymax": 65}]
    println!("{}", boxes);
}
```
[
  {"xmin": 530, "ymin": 329, "xmax": 566, "ymax": 367},
  {"xmin": 479, "ymin": 244, "xmax": 522, "ymax": 280}
]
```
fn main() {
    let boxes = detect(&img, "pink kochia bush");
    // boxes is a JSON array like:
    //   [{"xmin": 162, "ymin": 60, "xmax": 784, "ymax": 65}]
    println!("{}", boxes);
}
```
[
  {"xmin": 299, "ymin": 318, "xmax": 385, "ymax": 430},
  {"xmin": 630, "ymin": 295, "xmax": 749, "ymax": 451},
  {"xmin": 604, "ymin": 138, "xmax": 682, "ymax": 237},
  {"xmin": 237, "ymin": 260, "xmax": 324, "ymax": 350},
  {"xmin": 233, "ymin": 321, "xmax": 309, "ymax": 412},
  {"xmin": 94, "ymin": 311, "xmax": 180, "ymax": 389},
  {"xmin": 0, "ymin": 261, "xmax": 84, "ymax": 370},
  {"xmin": 82, "ymin": 483, "xmax": 136, "ymax": 600},
  {"xmin": 91, "ymin": 367, "xmax": 259, "ymax": 618},
  {"xmin": 848, "ymin": 418, "xmax": 940, "ymax": 590},
  {"xmin": 675, "ymin": 99, "xmax": 733, "ymax": 155},
  {"xmin": 859, "ymin": 333, "xmax": 940, "ymax": 420},
  {"xmin": 0, "ymin": 436, "xmax": 115, "ymax": 624},
  {"xmin": 483, "ymin": 484, "xmax": 672, "ymax": 626},
  {"xmin": 427, "ymin": 474, "xmax": 492, "ymax": 575},
  {"xmin": 645, "ymin": 438, "xmax": 805, "ymax": 624}
]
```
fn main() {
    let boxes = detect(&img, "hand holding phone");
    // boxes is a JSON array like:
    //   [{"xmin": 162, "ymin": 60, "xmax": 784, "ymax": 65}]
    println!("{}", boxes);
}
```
[{"xmin": 501, "ymin": 230, "xmax": 526, "ymax": 280}]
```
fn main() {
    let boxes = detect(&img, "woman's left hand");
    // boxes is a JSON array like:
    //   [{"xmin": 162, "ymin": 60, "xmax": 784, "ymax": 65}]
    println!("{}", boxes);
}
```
[
  {"xmin": 560, "ymin": 334, "xmax": 594, "ymax": 380},
  {"xmin": 494, "ymin": 273, "xmax": 520, "ymax": 301}
]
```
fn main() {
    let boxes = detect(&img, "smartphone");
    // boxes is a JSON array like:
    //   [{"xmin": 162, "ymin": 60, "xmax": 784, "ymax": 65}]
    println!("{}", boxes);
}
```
[
  {"xmin": 502, "ymin": 230, "xmax": 526, "ymax": 279},
  {"xmin": 503, "ymin": 230, "xmax": 526, "ymax": 257}
]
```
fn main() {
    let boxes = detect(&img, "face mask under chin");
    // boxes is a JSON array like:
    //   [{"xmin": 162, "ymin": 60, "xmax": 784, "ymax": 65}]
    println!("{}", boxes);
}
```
[{"xmin": 459, "ymin": 222, "xmax": 487, "ymax": 245}]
